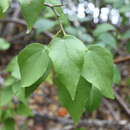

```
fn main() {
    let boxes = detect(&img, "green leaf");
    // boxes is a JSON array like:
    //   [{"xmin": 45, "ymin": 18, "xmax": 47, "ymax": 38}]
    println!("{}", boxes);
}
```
[
  {"xmin": 12, "ymin": 81, "xmax": 26, "ymax": 102},
  {"xmin": 18, "ymin": 43, "xmax": 51, "ymax": 88},
  {"xmin": 113, "ymin": 64, "xmax": 121, "ymax": 85},
  {"xmin": 126, "ymin": 41, "xmax": 130, "ymax": 53},
  {"xmin": 25, "ymin": 59, "xmax": 51, "ymax": 97},
  {"xmin": 120, "ymin": 5, "xmax": 130, "ymax": 13},
  {"xmin": 76, "ymin": 128, "xmax": 86, "ymax": 130},
  {"xmin": 97, "ymin": 33, "xmax": 117, "ymax": 49},
  {"xmin": 57, "ymin": 77, "xmax": 91, "ymax": 123},
  {"xmin": 65, "ymin": 26, "xmax": 78, "ymax": 35},
  {"xmin": 82, "ymin": 45, "xmax": 114, "ymax": 99},
  {"xmin": 0, "ymin": 86, "xmax": 13, "ymax": 106},
  {"xmin": 65, "ymin": 26, "xmax": 93, "ymax": 43},
  {"xmin": 86, "ymin": 86, "xmax": 102, "ymax": 112},
  {"xmin": 122, "ymin": 30, "xmax": 130, "ymax": 39},
  {"xmin": 34, "ymin": 18, "xmax": 57, "ymax": 33},
  {"xmin": 16, "ymin": 103, "xmax": 33, "ymax": 116},
  {"xmin": 45, "ymin": 0, "xmax": 61, "ymax": 5},
  {"xmin": 3, "ymin": 109, "xmax": 15, "ymax": 120},
  {"xmin": 0, "ymin": 110, "xmax": 4, "ymax": 121},
  {"xmin": 6, "ymin": 56, "xmax": 21, "ymax": 80},
  {"xmin": 0, "ymin": 38, "xmax": 10, "ymax": 50},
  {"xmin": 3, "ymin": 77, "xmax": 16, "ymax": 87},
  {"xmin": 125, "ymin": 78, "xmax": 130, "ymax": 87},
  {"xmin": 0, "ymin": 0, "xmax": 11, "ymax": 12},
  {"xmin": 94, "ymin": 23, "xmax": 115, "ymax": 36},
  {"xmin": 0, "ymin": 7, "xmax": 5, "ymax": 17},
  {"xmin": 49, "ymin": 35, "xmax": 86, "ymax": 99},
  {"xmin": 80, "ymin": 33, "xmax": 93, "ymax": 43},
  {"xmin": 3, "ymin": 118, "xmax": 15, "ymax": 130},
  {"xmin": 110, "ymin": 0, "xmax": 124, "ymax": 8},
  {"xmin": 18, "ymin": 0, "xmax": 44, "ymax": 30}
]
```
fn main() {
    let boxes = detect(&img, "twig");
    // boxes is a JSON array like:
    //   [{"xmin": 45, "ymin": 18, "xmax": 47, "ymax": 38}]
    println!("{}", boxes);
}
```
[
  {"xmin": 115, "ymin": 91, "xmax": 130, "ymax": 116},
  {"xmin": 114, "ymin": 56, "xmax": 130, "ymax": 64},
  {"xmin": 44, "ymin": 2, "xmax": 66, "ymax": 35},
  {"xmin": 103, "ymin": 99, "xmax": 119, "ymax": 120},
  {"xmin": 33, "ymin": 113, "xmax": 130, "ymax": 129},
  {"xmin": 44, "ymin": 3, "xmax": 64, "ymax": 8},
  {"xmin": 1, "ymin": 19, "xmax": 130, "ymax": 62},
  {"xmin": 51, "ymin": 7, "xmax": 66, "ymax": 35}
]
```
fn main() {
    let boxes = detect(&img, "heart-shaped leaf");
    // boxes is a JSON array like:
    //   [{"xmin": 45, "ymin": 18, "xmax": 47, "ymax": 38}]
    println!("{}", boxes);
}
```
[
  {"xmin": 49, "ymin": 35, "xmax": 86, "ymax": 99},
  {"xmin": 82, "ymin": 45, "xmax": 114, "ymax": 99},
  {"xmin": 86, "ymin": 86, "xmax": 102, "ymax": 112},
  {"xmin": 18, "ymin": 43, "xmax": 51, "ymax": 87},
  {"xmin": 19, "ymin": 0, "xmax": 44, "ymax": 30},
  {"xmin": 57, "ymin": 77, "xmax": 91, "ymax": 123}
]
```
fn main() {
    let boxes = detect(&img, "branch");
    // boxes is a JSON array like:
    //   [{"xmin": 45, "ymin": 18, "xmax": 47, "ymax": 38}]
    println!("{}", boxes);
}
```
[
  {"xmin": 0, "ymin": 18, "xmax": 53, "ymax": 38},
  {"xmin": 3, "ymin": 3, "xmax": 21, "ymax": 37},
  {"xmin": 0, "ymin": 18, "xmax": 26, "ymax": 26}
]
